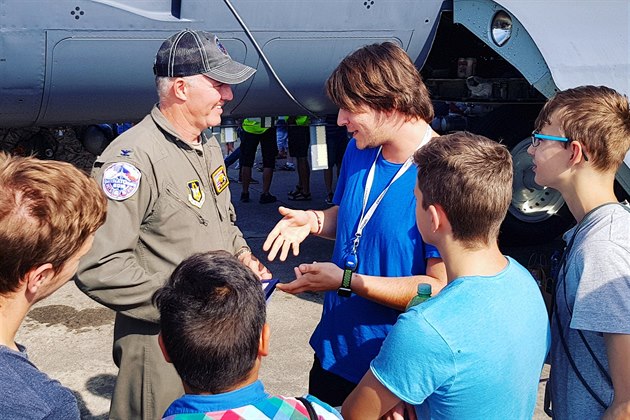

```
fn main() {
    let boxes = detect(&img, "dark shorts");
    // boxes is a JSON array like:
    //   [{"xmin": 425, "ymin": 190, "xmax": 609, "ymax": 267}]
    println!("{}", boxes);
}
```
[
  {"xmin": 308, "ymin": 355, "xmax": 357, "ymax": 407},
  {"xmin": 287, "ymin": 125, "xmax": 310, "ymax": 158},
  {"xmin": 326, "ymin": 125, "xmax": 349, "ymax": 168},
  {"xmin": 239, "ymin": 128, "xmax": 278, "ymax": 168}
]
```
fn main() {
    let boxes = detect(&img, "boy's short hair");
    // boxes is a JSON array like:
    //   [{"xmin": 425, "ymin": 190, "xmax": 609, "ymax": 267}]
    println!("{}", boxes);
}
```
[
  {"xmin": 535, "ymin": 85, "xmax": 630, "ymax": 172},
  {"xmin": 325, "ymin": 42, "xmax": 434, "ymax": 123},
  {"xmin": 414, "ymin": 132, "xmax": 512, "ymax": 247},
  {"xmin": 0, "ymin": 153, "xmax": 107, "ymax": 295},
  {"xmin": 154, "ymin": 251, "xmax": 266, "ymax": 394}
]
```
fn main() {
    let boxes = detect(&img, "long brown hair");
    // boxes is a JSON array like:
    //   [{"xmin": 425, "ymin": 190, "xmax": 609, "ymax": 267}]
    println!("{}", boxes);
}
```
[{"xmin": 326, "ymin": 42, "xmax": 434, "ymax": 123}]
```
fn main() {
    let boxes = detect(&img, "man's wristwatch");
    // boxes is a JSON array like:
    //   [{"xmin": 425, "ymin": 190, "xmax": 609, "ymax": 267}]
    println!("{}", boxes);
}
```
[
  {"xmin": 337, "ymin": 269, "xmax": 353, "ymax": 297},
  {"xmin": 234, "ymin": 247, "xmax": 251, "ymax": 260}
]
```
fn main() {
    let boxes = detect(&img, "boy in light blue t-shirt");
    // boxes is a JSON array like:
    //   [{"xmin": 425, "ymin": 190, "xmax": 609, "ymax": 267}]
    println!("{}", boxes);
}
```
[{"xmin": 343, "ymin": 132, "xmax": 551, "ymax": 419}]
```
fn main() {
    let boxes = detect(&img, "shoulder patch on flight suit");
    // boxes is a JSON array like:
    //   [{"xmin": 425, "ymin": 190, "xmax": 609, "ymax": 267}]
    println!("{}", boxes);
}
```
[
  {"xmin": 102, "ymin": 162, "xmax": 142, "ymax": 201},
  {"xmin": 211, "ymin": 166, "xmax": 229, "ymax": 194},
  {"xmin": 187, "ymin": 180, "xmax": 206, "ymax": 208}
]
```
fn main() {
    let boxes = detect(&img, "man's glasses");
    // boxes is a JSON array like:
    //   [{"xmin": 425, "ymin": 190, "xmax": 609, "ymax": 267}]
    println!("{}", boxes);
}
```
[{"xmin": 530, "ymin": 130, "xmax": 588, "ymax": 161}]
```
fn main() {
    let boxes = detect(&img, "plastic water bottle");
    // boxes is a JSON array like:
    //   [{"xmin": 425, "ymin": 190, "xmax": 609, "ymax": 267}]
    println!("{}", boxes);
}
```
[{"xmin": 406, "ymin": 283, "xmax": 432, "ymax": 311}]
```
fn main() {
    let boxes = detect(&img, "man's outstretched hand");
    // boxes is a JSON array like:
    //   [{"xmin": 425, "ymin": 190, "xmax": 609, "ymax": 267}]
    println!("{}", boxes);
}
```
[{"xmin": 263, "ymin": 206, "xmax": 315, "ymax": 261}]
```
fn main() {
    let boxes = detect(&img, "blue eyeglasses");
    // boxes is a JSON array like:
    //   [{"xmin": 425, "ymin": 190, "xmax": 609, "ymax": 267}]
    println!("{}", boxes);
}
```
[
  {"xmin": 530, "ymin": 130, "xmax": 589, "ymax": 161},
  {"xmin": 531, "ymin": 130, "xmax": 569, "ymax": 147}
]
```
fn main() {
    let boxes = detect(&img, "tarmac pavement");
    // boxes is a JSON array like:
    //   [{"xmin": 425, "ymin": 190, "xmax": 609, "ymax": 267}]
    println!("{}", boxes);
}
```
[{"xmin": 15, "ymin": 151, "xmax": 554, "ymax": 419}]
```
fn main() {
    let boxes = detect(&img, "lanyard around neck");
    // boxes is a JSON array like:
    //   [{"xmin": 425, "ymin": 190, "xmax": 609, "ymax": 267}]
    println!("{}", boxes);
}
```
[{"xmin": 351, "ymin": 127, "xmax": 433, "ymax": 253}]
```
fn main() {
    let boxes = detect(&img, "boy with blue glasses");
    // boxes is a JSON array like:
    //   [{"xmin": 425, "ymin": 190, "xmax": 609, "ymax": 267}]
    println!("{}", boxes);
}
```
[{"xmin": 529, "ymin": 85, "xmax": 630, "ymax": 419}]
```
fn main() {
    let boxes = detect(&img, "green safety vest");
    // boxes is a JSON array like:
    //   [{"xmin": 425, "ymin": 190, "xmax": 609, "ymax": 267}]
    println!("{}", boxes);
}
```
[
  {"xmin": 242, "ymin": 118, "xmax": 269, "ymax": 134},
  {"xmin": 295, "ymin": 115, "xmax": 309, "ymax": 126}
]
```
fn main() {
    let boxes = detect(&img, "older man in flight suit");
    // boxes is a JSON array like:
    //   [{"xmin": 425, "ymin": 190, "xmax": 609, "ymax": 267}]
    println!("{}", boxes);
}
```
[{"xmin": 77, "ymin": 29, "xmax": 271, "ymax": 420}]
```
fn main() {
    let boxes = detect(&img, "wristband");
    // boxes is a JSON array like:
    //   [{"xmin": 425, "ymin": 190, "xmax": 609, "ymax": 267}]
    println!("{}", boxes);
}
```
[
  {"xmin": 337, "ymin": 269, "xmax": 353, "ymax": 297},
  {"xmin": 309, "ymin": 210, "xmax": 322, "ymax": 235}
]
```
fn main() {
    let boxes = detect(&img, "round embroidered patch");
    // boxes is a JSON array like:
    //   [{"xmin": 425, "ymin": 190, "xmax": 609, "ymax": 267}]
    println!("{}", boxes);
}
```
[{"xmin": 101, "ymin": 162, "xmax": 142, "ymax": 201}]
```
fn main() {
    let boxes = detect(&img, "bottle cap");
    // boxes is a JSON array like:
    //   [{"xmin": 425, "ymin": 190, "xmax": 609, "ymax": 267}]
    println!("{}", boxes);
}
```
[{"xmin": 417, "ymin": 283, "xmax": 432, "ymax": 295}]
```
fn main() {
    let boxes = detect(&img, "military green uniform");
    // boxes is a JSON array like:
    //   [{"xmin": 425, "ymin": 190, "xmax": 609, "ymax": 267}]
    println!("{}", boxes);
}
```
[{"xmin": 77, "ymin": 106, "xmax": 249, "ymax": 420}]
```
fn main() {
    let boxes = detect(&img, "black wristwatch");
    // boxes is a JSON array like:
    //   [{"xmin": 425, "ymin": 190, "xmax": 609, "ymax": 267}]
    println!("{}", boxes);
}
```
[{"xmin": 337, "ymin": 269, "xmax": 353, "ymax": 297}]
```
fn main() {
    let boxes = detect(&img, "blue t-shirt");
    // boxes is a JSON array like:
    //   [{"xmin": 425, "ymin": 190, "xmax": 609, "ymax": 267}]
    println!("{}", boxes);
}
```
[
  {"xmin": 372, "ymin": 257, "xmax": 550, "ymax": 419},
  {"xmin": 0, "ymin": 344, "xmax": 80, "ymax": 419},
  {"xmin": 310, "ymin": 139, "xmax": 440, "ymax": 383},
  {"xmin": 162, "ymin": 380, "xmax": 341, "ymax": 419}
]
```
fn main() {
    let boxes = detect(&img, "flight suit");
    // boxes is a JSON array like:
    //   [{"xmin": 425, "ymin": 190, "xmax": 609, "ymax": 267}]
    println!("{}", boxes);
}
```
[{"xmin": 77, "ymin": 106, "xmax": 248, "ymax": 420}]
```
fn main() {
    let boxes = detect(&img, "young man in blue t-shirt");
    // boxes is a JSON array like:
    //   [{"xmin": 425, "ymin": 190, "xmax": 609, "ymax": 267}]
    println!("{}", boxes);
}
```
[
  {"xmin": 0, "ymin": 153, "xmax": 107, "ymax": 419},
  {"xmin": 262, "ymin": 42, "xmax": 447, "ymax": 407},
  {"xmin": 343, "ymin": 132, "xmax": 551, "ymax": 419},
  {"xmin": 155, "ymin": 251, "xmax": 341, "ymax": 419}
]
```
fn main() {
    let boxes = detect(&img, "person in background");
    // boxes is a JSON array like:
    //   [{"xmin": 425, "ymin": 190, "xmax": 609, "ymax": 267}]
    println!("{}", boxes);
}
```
[
  {"xmin": 76, "ymin": 29, "xmax": 271, "ymax": 420},
  {"xmin": 287, "ymin": 115, "xmax": 312, "ymax": 201},
  {"xmin": 239, "ymin": 117, "xmax": 277, "ymax": 204},
  {"xmin": 323, "ymin": 113, "xmax": 349, "ymax": 205},
  {"xmin": 342, "ymin": 132, "xmax": 550, "ymax": 419},
  {"xmin": 0, "ymin": 152, "xmax": 107, "ymax": 419},
  {"xmin": 263, "ymin": 42, "xmax": 447, "ymax": 406},
  {"xmin": 528, "ymin": 85, "xmax": 630, "ymax": 419},
  {"xmin": 276, "ymin": 115, "xmax": 289, "ymax": 160},
  {"xmin": 278, "ymin": 116, "xmax": 296, "ymax": 171}
]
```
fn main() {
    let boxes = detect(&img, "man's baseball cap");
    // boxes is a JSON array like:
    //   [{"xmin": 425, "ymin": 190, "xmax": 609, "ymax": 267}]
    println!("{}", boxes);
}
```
[{"xmin": 153, "ymin": 29, "xmax": 256, "ymax": 84}]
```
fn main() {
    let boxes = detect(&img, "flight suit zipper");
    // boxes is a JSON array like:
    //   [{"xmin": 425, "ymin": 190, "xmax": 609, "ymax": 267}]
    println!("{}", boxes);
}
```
[{"xmin": 165, "ymin": 188, "xmax": 208, "ymax": 226}]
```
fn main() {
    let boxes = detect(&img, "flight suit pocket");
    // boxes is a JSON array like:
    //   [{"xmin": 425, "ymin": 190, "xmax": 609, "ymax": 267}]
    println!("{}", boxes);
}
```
[{"xmin": 164, "ymin": 187, "xmax": 208, "ymax": 226}]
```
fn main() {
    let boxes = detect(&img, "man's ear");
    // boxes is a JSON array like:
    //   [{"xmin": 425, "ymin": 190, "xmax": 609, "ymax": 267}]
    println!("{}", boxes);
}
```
[
  {"xmin": 172, "ymin": 77, "xmax": 189, "ymax": 101},
  {"xmin": 158, "ymin": 332, "xmax": 172, "ymax": 363},
  {"xmin": 259, "ymin": 323, "xmax": 270, "ymax": 358},
  {"xmin": 24, "ymin": 263, "xmax": 55, "ymax": 296}
]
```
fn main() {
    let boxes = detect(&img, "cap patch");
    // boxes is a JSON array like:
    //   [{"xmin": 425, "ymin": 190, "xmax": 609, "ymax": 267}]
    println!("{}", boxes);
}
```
[
  {"xmin": 102, "ymin": 162, "xmax": 141, "ymax": 201},
  {"xmin": 215, "ymin": 37, "xmax": 229, "ymax": 56}
]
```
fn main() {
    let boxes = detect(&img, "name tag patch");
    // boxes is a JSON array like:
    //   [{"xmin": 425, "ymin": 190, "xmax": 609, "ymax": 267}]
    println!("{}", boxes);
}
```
[
  {"xmin": 212, "ymin": 166, "xmax": 229, "ymax": 194},
  {"xmin": 102, "ymin": 162, "xmax": 141, "ymax": 201}
]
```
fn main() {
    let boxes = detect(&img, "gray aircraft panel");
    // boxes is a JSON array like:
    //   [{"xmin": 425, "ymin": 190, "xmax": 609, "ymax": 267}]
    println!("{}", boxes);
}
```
[
  {"xmin": 496, "ymin": 0, "xmax": 630, "ymax": 96},
  {"xmin": 0, "ymin": 0, "xmax": 444, "ymax": 125}
]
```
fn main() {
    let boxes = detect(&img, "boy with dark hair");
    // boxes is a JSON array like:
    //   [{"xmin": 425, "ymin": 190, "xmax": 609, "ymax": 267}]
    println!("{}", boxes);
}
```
[
  {"xmin": 342, "ymin": 132, "xmax": 550, "ymax": 419},
  {"xmin": 528, "ymin": 85, "xmax": 630, "ymax": 419},
  {"xmin": 154, "ymin": 251, "xmax": 341, "ymax": 419},
  {"xmin": 0, "ymin": 152, "xmax": 107, "ymax": 419}
]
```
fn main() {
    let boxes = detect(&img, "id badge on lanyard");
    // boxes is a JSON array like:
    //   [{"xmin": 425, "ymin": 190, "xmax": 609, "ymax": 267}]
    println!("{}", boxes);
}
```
[
  {"xmin": 345, "ymin": 243, "xmax": 359, "ymax": 272},
  {"xmin": 344, "ymin": 127, "xmax": 433, "ymax": 272}
]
